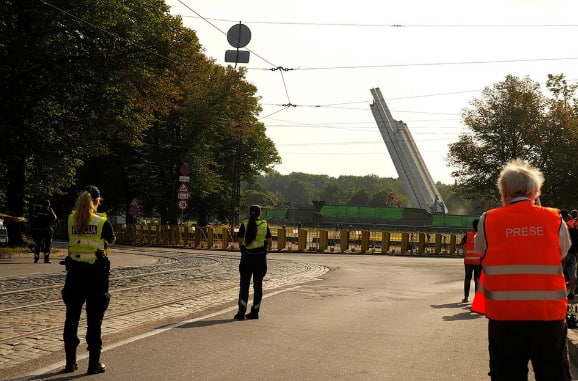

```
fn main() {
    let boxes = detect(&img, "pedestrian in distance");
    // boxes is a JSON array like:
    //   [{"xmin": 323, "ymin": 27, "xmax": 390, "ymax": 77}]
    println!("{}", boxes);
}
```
[
  {"xmin": 460, "ymin": 218, "xmax": 481, "ymax": 303},
  {"xmin": 474, "ymin": 159, "xmax": 571, "ymax": 381},
  {"xmin": 560, "ymin": 209, "xmax": 578, "ymax": 300},
  {"xmin": 30, "ymin": 200, "xmax": 57, "ymax": 263},
  {"xmin": 61, "ymin": 185, "xmax": 116, "ymax": 374},
  {"xmin": 234, "ymin": 205, "xmax": 272, "ymax": 320}
]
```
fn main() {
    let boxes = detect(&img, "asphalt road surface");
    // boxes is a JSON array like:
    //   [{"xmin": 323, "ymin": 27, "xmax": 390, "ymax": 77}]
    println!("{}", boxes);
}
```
[{"xmin": 8, "ymin": 251, "xmax": 578, "ymax": 381}]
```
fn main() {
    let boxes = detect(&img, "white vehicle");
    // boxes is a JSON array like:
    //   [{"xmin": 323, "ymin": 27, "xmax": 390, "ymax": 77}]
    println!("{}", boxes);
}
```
[{"xmin": 0, "ymin": 220, "xmax": 8, "ymax": 246}]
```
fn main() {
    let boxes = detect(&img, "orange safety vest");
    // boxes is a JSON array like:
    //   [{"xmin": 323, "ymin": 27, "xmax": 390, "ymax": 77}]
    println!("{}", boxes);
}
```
[
  {"xmin": 481, "ymin": 201, "xmax": 567, "ymax": 321},
  {"xmin": 463, "ymin": 231, "xmax": 482, "ymax": 265}
]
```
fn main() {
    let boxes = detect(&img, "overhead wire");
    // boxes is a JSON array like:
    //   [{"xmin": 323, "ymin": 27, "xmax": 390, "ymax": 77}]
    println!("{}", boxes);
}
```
[
  {"xmin": 37, "ymin": 1, "xmax": 578, "ymax": 162},
  {"xmin": 39, "ymin": 0, "xmax": 578, "ymax": 121},
  {"xmin": 178, "ymin": 16, "xmax": 578, "ymax": 29},
  {"xmin": 174, "ymin": 0, "xmax": 298, "ymax": 111},
  {"xmin": 251, "ymin": 57, "xmax": 578, "ymax": 71}
]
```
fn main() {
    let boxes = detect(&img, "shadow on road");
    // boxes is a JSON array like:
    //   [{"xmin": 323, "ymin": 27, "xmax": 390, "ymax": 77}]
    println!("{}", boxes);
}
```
[
  {"xmin": 174, "ymin": 318, "xmax": 233, "ymax": 329},
  {"xmin": 430, "ymin": 302, "xmax": 464, "ymax": 309},
  {"xmin": 441, "ymin": 310, "xmax": 484, "ymax": 321}
]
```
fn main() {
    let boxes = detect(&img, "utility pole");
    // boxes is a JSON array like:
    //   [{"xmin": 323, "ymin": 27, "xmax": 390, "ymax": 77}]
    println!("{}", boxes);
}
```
[
  {"xmin": 225, "ymin": 22, "xmax": 252, "ymax": 228},
  {"xmin": 232, "ymin": 139, "xmax": 241, "ymax": 228}
]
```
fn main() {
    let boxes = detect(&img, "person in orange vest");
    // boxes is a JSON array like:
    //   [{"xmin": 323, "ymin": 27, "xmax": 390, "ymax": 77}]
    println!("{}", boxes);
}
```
[
  {"xmin": 473, "ymin": 159, "xmax": 571, "ymax": 381},
  {"xmin": 459, "ymin": 218, "xmax": 481, "ymax": 303}
]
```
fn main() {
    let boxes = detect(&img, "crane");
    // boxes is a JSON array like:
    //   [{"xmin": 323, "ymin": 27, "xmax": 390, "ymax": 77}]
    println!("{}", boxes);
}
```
[{"xmin": 385, "ymin": 192, "xmax": 402, "ymax": 208}]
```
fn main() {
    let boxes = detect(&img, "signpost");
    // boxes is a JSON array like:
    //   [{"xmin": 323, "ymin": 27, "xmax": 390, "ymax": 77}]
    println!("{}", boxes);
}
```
[
  {"xmin": 225, "ymin": 22, "xmax": 251, "ymax": 66},
  {"xmin": 177, "ymin": 163, "xmax": 191, "ymax": 221},
  {"xmin": 224, "ymin": 24, "xmax": 252, "ymax": 225}
]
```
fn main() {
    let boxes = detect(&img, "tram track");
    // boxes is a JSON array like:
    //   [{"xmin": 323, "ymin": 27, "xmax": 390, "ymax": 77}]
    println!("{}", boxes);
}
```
[
  {"xmin": 0, "ymin": 248, "xmax": 234, "ymax": 344},
  {"xmin": 0, "ymin": 246, "xmax": 328, "ymax": 348}
]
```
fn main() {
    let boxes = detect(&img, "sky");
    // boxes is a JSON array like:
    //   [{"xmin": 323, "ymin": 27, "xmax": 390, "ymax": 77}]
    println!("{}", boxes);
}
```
[{"xmin": 165, "ymin": 0, "xmax": 578, "ymax": 185}]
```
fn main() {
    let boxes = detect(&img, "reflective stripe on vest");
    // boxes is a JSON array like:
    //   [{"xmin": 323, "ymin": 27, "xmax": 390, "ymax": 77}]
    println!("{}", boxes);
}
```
[
  {"xmin": 464, "ymin": 231, "xmax": 481, "ymax": 264},
  {"xmin": 68, "ymin": 213, "xmax": 107, "ymax": 264},
  {"xmin": 69, "ymin": 253, "xmax": 99, "ymax": 261},
  {"xmin": 482, "ymin": 202, "xmax": 566, "ymax": 321},
  {"xmin": 483, "ymin": 264, "xmax": 563, "ymax": 275},
  {"xmin": 484, "ymin": 289, "xmax": 567, "ymax": 301},
  {"xmin": 242, "ymin": 219, "xmax": 268, "ymax": 249}
]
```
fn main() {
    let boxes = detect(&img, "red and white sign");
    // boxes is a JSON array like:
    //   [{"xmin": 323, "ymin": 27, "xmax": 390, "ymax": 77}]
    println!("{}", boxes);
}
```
[
  {"xmin": 177, "ymin": 183, "xmax": 189, "ymax": 193},
  {"xmin": 128, "ymin": 198, "xmax": 139, "ymax": 217},
  {"xmin": 177, "ymin": 200, "xmax": 188, "ymax": 211}
]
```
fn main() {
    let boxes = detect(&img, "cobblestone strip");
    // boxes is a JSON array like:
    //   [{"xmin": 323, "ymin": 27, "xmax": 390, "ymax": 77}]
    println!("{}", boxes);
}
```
[{"xmin": 0, "ymin": 253, "xmax": 328, "ymax": 377}]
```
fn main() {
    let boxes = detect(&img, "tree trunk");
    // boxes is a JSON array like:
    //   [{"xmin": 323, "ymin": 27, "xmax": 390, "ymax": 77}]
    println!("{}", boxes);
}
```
[{"xmin": 6, "ymin": 156, "xmax": 26, "ymax": 246}]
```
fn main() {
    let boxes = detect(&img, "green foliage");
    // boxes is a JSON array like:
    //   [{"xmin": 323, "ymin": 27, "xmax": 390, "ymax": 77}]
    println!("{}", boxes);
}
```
[
  {"xmin": 347, "ymin": 189, "xmax": 370, "ymax": 206},
  {"xmin": 0, "ymin": 0, "xmax": 280, "ymax": 228},
  {"xmin": 448, "ymin": 74, "xmax": 578, "ymax": 208},
  {"xmin": 248, "ymin": 172, "xmax": 479, "ymax": 215}
]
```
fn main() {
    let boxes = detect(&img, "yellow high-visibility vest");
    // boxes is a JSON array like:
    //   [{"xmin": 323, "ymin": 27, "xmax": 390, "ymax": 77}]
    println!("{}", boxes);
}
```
[
  {"xmin": 67, "ymin": 212, "xmax": 107, "ymax": 264},
  {"xmin": 242, "ymin": 219, "xmax": 268, "ymax": 249}
]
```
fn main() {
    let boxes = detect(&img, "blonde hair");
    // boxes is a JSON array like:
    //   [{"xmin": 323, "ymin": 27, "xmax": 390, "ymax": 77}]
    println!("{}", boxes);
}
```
[
  {"xmin": 73, "ymin": 191, "xmax": 98, "ymax": 233},
  {"xmin": 497, "ymin": 159, "xmax": 544, "ymax": 200}
]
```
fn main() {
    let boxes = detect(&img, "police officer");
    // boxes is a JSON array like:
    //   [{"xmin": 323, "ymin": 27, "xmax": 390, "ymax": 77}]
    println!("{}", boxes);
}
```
[
  {"xmin": 234, "ymin": 205, "xmax": 272, "ymax": 320},
  {"xmin": 30, "ymin": 200, "xmax": 57, "ymax": 263},
  {"xmin": 62, "ymin": 185, "xmax": 116, "ymax": 374},
  {"xmin": 474, "ymin": 159, "xmax": 571, "ymax": 381}
]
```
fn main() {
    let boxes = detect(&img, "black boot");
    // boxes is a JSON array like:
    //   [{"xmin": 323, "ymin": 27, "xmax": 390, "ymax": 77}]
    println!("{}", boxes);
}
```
[
  {"xmin": 234, "ymin": 300, "xmax": 247, "ymax": 320},
  {"xmin": 246, "ymin": 307, "xmax": 259, "ymax": 320},
  {"xmin": 234, "ymin": 306, "xmax": 246, "ymax": 320},
  {"xmin": 64, "ymin": 351, "xmax": 77, "ymax": 372},
  {"xmin": 64, "ymin": 353, "xmax": 78, "ymax": 373},
  {"xmin": 64, "ymin": 362, "xmax": 78, "ymax": 373},
  {"xmin": 87, "ymin": 351, "xmax": 106, "ymax": 374},
  {"xmin": 44, "ymin": 254, "xmax": 51, "ymax": 264}
]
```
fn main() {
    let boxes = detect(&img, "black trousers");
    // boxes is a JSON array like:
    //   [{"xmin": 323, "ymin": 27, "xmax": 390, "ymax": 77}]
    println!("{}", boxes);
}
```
[
  {"xmin": 237, "ymin": 252, "xmax": 267, "ymax": 312},
  {"xmin": 488, "ymin": 319, "xmax": 571, "ymax": 381},
  {"xmin": 32, "ymin": 228, "xmax": 53, "ymax": 258},
  {"xmin": 62, "ymin": 259, "xmax": 110, "ymax": 355},
  {"xmin": 463, "ymin": 264, "xmax": 481, "ymax": 298}
]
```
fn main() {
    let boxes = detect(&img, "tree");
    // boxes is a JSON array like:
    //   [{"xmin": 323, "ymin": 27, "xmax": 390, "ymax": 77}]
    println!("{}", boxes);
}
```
[
  {"xmin": 347, "ymin": 190, "xmax": 370, "ymax": 206},
  {"xmin": 448, "ymin": 75, "xmax": 547, "ymax": 204},
  {"xmin": 170, "ymin": 65, "xmax": 280, "ymax": 226},
  {"xmin": 538, "ymin": 74, "xmax": 578, "ymax": 207},
  {"xmin": 320, "ymin": 182, "xmax": 344, "ymax": 204},
  {"xmin": 448, "ymin": 74, "xmax": 578, "ymax": 207},
  {"xmin": 0, "ymin": 0, "xmax": 190, "ymax": 239},
  {"xmin": 0, "ymin": 0, "xmax": 281, "ymax": 236}
]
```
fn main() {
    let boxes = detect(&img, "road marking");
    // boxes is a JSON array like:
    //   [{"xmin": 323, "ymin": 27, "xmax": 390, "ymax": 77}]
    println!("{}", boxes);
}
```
[{"xmin": 12, "ymin": 285, "xmax": 303, "ymax": 380}]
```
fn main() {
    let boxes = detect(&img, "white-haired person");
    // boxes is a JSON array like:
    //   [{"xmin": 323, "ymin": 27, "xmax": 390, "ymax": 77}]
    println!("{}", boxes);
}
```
[{"xmin": 474, "ymin": 159, "xmax": 571, "ymax": 381}]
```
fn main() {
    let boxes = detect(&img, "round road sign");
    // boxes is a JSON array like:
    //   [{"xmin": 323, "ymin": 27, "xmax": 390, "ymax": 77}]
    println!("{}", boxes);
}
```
[
  {"xmin": 227, "ymin": 23, "xmax": 251, "ymax": 48},
  {"xmin": 177, "ymin": 200, "xmax": 188, "ymax": 211}
]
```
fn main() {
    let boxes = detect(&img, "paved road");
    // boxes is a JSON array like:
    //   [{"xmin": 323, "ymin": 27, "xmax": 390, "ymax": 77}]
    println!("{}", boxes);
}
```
[{"xmin": 2, "ymin": 245, "xmax": 578, "ymax": 380}]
